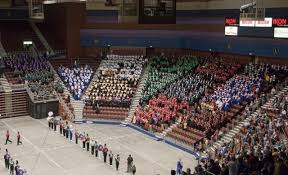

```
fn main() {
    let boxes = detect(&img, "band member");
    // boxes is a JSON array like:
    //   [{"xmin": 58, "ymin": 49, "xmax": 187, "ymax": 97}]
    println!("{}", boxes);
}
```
[
  {"xmin": 95, "ymin": 142, "xmax": 99, "ymax": 157},
  {"xmin": 60, "ymin": 120, "xmax": 63, "ymax": 135},
  {"xmin": 17, "ymin": 131, "xmax": 22, "ymax": 145},
  {"xmin": 82, "ymin": 133, "xmax": 86, "ymax": 149},
  {"xmin": 115, "ymin": 154, "xmax": 120, "ymax": 171},
  {"xmin": 75, "ymin": 129, "xmax": 79, "ymax": 144},
  {"xmin": 86, "ymin": 134, "xmax": 90, "ymax": 152},
  {"xmin": 5, "ymin": 130, "xmax": 12, "ymax": 145},
  {"xmin": 103, "ymin": 144, "xmax": 108, "ymax": 163},
  {"xmin": 109, "ymin": 151, "xmax": 113, "ymax": 165}
]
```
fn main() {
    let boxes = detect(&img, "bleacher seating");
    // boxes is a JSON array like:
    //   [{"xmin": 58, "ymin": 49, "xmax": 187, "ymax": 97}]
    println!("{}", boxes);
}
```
[
  {"xmin": 83, "ymin": 54, "xmax": 146, "ymax": 120},
  {"xmin": 141, "ymin": 55, "xmax": 199, "ymax": 104}
]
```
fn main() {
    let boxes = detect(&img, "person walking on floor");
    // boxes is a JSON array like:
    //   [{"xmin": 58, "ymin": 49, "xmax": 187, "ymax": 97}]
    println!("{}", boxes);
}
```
[
  {"xmin": 109, "ymin": 151, "xmax": 113, "ymax": 166},
  {"xmin": 4, "ymin": 149, "xmax": 10, "ymax": 169},
  {"xmin": 17, "ymin": 131, "xmax": 22, "ymax": 145},
  {"xmin": 127, "ymin": 155, "xmax": 133, "ymax": 172},
  {"xmin": 5, "ymin": 130, "xmax": 12, "ymax": 145},
  {"xmin": 115, "ymin": 154, "xmax": 120, "ymax": 171},
  {"xmin": 103, "ymin": 144, "xmax": 108, "ymax": 163}
]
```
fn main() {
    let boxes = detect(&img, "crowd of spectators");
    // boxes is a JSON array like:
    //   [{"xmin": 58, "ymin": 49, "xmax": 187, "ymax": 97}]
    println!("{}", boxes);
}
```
[
  {"xmin": 135, "ymin": 95, "xmax": 189, "ymax": 130},
  {"xmin": 164, "ymin": 73, "xmax": 214, "ymax": 105},
  {"xmin": 141, "ymin": 55, "xmax": 199, "ymax": 104},
  {"xmin": 0, "ymin": 53, "xmax": 61, "ymax": 101},
  {"xmin": 191, "ymin": 68, "xmax": 288, "ymax": 175},
  {"xmin": 85, "ymin": 55, "xmax": 146, "ymax": 108},
  {"xmin": 0, "ymin": 53, "xmax": 50, "ymax": 74},
  {"xmin": 58, "ymin": 65, "xmax": 93, "ymax": 100}
]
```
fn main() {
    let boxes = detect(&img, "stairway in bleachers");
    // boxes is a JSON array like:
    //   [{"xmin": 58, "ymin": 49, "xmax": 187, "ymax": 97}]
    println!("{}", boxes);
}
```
[
  {"xmin": 48, "ymin": 60, "xmax": 75, "ymax": 118},
  {"xmin": 0, "ymin": 76, "xmax": 28, "ymax": 118},
  {"xmin": 205, "ymin": 85, "xmax": 288, "ymax": 154},
  {"xmin": 0, "ymin": 40, "xmax": 6, "ymax": 56},
  {"xmin": 125, "ymin": 64, "xmax": 149, "ymax": 123},
  {"xmin": 29, "ymin": 21, "xmax": 54, "ymax": 54}
]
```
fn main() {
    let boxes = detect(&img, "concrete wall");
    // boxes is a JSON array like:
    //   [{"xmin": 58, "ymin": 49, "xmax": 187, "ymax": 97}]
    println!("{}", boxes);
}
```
[
  {"xmin": 177, "ymin": 0, "xmax": 288, "ymax": 10},
  {"xmin": 80, "ymin": 29, "xmax": 288, "ymax": 59},
  {"xmin": 86, "ymin": 0, "xmax": 288, "ymax": 10}
]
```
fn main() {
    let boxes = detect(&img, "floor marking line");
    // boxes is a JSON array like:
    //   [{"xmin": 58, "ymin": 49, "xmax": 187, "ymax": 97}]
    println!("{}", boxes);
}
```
[{"xmin": 1, "ymin": 120, "xmax": 69, "ymax": 175}]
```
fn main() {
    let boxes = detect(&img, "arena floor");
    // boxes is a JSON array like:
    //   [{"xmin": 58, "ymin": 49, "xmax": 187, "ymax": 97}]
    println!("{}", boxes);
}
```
[{"xmin": 0, "ymin": 116, "xmax": 197, "ymax": 175}]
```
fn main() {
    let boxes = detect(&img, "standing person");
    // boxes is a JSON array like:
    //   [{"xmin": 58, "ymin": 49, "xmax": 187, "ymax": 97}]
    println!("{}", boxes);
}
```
[
  {"xmin": 51, "ymin": 118, "xmax": 54, "ymax": 130},
  {"xmin": 69, "ymin": 125, "xmax": 73, "ymax": 142},
  {"xmin": 86, "ymin": 134, "xmax": 90, "ymax": 152},
  {"xmin": 103, "ymin": 144, "xmax": 108, "ymax": 163},
  {"xmin": 227, "ymin": 156, "xmax": 237, "ymax": 175},
  {"xmin": 91, "ymin": 140, "xmax": 95, "ymax": 155},
  {"xmin": 63, "ymin": 122, "xmax": 66, "ymax": 137},
  {"xmin": 53, "ymin": 117, "xmax": 57, "ymax": 131},
  {"xmin": 59, "ymin": 119, "xmax": 63, "ymax": 135},
  {"xmin": 82, "ymin": 133, "xmax": 86, "ymax": 149},
  {"xmin": 4, "ymin": 149, "xmax": 10, "ymax": 169},
  {"xmin": 109, "ymin": 151, "xmax": 113, "ymax": 166},
  {"xmin": 48, "ymin": 118, "xmax": 51, "ymax": 129},
  {"xmin": 127, "ymin": 155, "xmax": 133, "ymax": 172},
  {"xmin": 95, "ymin": 141, "xmax": 99, "ymax": 158},
  {"xmin": 17, "ymin": 131, "xmax": 22, "ymax": 145},
  {"xmin": 65, "ymin": 125, "xmax": 69, "ymax": 139},
  {"xmin": 115, "ymin": 154, "xmax": 120, "ymax": 171},
  {"xmin": 176, "ymin": 159, "xmax": 183, "ymax": 175},
  {"xmin": 14, "ymin": 160, "xmax": 19, "ymax": 175},
  {"xmin": 10, "ymin": 158, "xmax": 14, "ymax": 175},
  {"xmin": 75, "ymin": 129, "xmax": 78, "ymax": 144},
  {"xmin": 5, "ymin": 130, "xmax": 12, "ymax": 144},
  {"xmin": 131, "ymin": 163, "xmax": 136, "ymax": 175}
]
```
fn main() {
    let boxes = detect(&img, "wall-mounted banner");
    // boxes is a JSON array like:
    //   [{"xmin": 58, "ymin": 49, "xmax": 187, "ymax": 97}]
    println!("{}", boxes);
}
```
[
  {"xmin": 274, "ymin": 27, "xmax": 288, "ymax": 38},
  {"xmin": 225, "ymin": 26, "xmax": 238, "ymax": 36},
  {"xmin": 240, "ymin": 18, "xmax": 272, "ymax": 27}
]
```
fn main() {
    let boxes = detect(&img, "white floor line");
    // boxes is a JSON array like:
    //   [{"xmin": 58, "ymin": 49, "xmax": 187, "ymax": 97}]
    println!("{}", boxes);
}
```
[
  {"xmin": 1, "ymin": 120, "xmax": 70, "ymax": 175},
  {"xmin": 84, "ymin": 124, "xmax": 170, "ymax": 172},
  {"xmin": 29, "ymin": 118, "xmax": 128, "ymax": 175}
]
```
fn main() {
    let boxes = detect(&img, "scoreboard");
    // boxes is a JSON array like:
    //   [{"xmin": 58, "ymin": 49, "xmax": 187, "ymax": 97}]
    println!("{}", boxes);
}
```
[{"xmin": 225, "ymin": 17, "xmax": 288, "ymax": 39}]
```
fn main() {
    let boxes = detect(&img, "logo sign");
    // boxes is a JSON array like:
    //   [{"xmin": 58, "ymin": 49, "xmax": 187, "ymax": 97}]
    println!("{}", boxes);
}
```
[
  {"xmin": 273, "ymin": 18, "xmax": 288, "ymax": 27},
  {"xmin": 255, "ymin": 18, "xmax": 272, "ymax": 27},
  {"xmin": 225, "ymin": 26, "xmax": 238, "ymax": 36},
  {"xmin": 274, "ymin": 27, "xmax": 288, "ymax": 38},
  {"xmin": 225, "ymin": 18, "xmax": 238, "ymax": 26}
]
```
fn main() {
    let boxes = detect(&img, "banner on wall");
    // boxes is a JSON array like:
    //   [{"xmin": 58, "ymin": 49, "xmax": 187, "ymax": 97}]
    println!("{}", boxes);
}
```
[
  {"xmin": 225, "ymin": 26, "xmax": 238, "ymax": 36},
  {"xmin": 274, "ymin": 27, "xmax": 288, "ymax": 38},
  {"xmin": 240, "ymin": 18, "xmax": 272, "ymax": 27}
]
